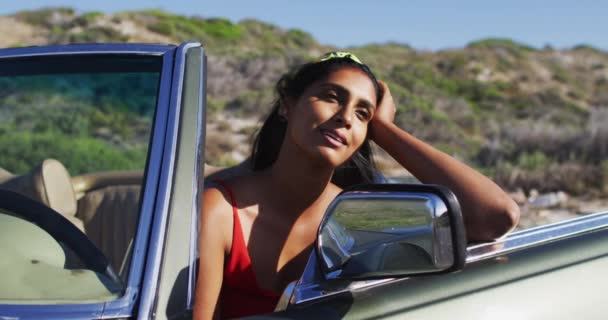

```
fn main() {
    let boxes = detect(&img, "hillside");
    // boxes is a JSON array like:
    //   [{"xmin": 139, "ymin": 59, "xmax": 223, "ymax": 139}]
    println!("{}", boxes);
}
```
[{"xmin": 1, "ymin": 7, "xmax": 608, "ymax": 196}]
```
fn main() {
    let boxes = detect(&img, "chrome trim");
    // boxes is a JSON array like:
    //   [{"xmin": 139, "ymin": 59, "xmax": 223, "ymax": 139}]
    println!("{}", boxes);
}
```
[
  {"xmin": 0, "ymin": 303, "xmax": 105, "ymax": 320},
  {"xmin": 187, "ymin": 47, "xmax": 207, "ymax": 310},
  {"xmin": 467, "ymin": 210, "xmax": 608, "ymax": 263},
  {"xmin": 293, "ymin": 278, "xmax": 399, "ymax": 306},
  {"xmin": 321, "ymin": 219, "xmax": 352, "ymax": 262},
  {"xmin": 0, "ymin": 43, "xmax": 173, "ymax": 58},
  {"xmin": 137, "ymin": 41, "xmax": 201, "ymax": 320},
  {"xmin": 320, "ymin": 191, "xmax": 448, "ymax": 219},
  {"xmin": 274, "ymin": 281, "xmax": 297, "ymax": 312},
  {"xmin": 290, "ymin": 251, "xmax": 399, "ymax": 306},
  {"xmin": 100, "ymin": 49, "xmax": 175, "ymax": 319},
  {"xmin": 0, "ymin": 47, "xmax": 171, "ymax": 320}
]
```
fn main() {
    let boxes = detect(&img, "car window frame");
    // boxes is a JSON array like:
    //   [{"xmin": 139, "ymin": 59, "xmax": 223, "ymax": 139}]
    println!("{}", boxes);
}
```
[
  {"xmin": 0, "ymin": 43, "xmax": 176, "ymax": 320},
  {"xmin": 136, "ymin": 42, "xmax": 205, "ymax": 320}
]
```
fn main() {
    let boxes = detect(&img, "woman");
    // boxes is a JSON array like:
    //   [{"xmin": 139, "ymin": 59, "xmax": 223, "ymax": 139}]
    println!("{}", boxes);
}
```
[{"xmin": 195, "ymin": 52, "xmax": 520, "ymax": 319}]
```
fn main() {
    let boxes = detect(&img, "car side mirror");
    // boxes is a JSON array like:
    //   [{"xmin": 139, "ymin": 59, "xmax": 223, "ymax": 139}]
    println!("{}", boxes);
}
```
[{"xmin": 317, "ymin": 184, "xmax": 467, "ymax": 280}]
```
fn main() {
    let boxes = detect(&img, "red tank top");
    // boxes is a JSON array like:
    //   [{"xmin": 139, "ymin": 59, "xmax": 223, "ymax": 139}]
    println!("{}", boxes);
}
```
[{"xmin": 214, "ymin": 180, "xmax": 281, "ymax": 319}]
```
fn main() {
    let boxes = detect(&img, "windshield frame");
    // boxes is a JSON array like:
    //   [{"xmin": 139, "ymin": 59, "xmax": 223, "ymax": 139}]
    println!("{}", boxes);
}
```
[{"xmin": 0, "ymin": 43, "xmax": 175, "ymax": 319}]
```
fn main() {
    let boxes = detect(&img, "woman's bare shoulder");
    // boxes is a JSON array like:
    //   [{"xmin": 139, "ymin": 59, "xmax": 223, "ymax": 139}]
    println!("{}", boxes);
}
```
[
  {"xmin": 201, "ymin": 185, "xmax": 235, "ymax": 229},
  {"xmin": 200, "ymin": 185, "xmax": 237, "ymax": 254},
  {"xmin": 204, "ymin": 159, "xmax": 252, "ymax": 182},
  {"xmin": 202, "ymin": 180, "xmax": 234, "ymax": 210},
  {"xmin": 202, "ymin": 172, "xmax": 260, "ymax": 214}
]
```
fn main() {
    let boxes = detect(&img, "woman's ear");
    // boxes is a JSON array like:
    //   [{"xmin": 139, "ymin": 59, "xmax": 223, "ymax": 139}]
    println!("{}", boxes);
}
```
[
  {"xmin": 277, "ymin": 105, "xmax": 287, "ymax": 123},
  {"xmin": 278, "ymin": 102, "xmax": 288, "ymax": 119},
  {"xmin": 278, "ymin": 96, "xmax": 294, "ymax": 120}
]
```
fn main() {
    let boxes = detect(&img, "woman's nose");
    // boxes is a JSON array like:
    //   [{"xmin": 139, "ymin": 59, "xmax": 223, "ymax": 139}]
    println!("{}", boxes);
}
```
[{"xmin": 334, "ymin": 106, "xmax": 353, "ymax": 129}]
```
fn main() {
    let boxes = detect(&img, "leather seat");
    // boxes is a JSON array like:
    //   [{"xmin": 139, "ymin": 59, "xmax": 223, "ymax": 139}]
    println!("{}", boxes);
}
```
[
  {"xmin": 0, "ymin": 159, "xmax": 83, "ymax": 231},
  {"xmin": 0, "ymin": 167, "xmax": 12, "ymax": 183},
  {"xmin": 0, "ymin": 161, "xmax": 143, "ymax": 278},
  {"xmin": 76, "ymin": 183, "xmax": 141, "ymax": 276}
]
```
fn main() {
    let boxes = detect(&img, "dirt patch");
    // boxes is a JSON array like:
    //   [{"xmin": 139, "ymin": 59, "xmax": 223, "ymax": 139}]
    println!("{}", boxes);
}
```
[{"xmin": 0, "ymin": 17, "xmax": 48, "ymax": 47}]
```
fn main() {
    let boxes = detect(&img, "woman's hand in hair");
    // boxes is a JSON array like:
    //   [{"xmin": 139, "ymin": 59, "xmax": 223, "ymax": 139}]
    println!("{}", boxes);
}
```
[{"xmin": 370, "ymin": 80, "xmax": 396, "ymax": 140}]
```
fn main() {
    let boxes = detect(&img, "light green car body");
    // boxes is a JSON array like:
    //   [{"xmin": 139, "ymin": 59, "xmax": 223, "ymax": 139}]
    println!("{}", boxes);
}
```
[{"xmin": 1, "ymin": 42, "xmax": 606, "ymax": 319}]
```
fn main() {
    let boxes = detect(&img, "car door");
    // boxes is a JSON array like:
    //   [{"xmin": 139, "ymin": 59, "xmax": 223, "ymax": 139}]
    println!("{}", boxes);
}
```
[
  {"xmin": 145, "ymin": 42, "xmax": 208, "ymax": 320},
  {"xmin": 257, "ymin": 212, "xmax": 608, "ymax": 319},
  {"xmin": 0, "ymin": 42, "xmax": 204, "ymax": 320}
]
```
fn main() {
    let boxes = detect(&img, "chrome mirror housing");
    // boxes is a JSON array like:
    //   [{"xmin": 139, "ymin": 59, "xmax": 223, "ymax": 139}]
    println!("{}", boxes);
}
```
[{"xmin": 317, "ymin": 184, "xmax": 467, "ymax": 280}]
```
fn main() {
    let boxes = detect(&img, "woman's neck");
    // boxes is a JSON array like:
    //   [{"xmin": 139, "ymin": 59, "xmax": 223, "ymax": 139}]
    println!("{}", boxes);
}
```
[{"xmin": 264, "ymin": 142, "xmax": 335, "ymax": 211}]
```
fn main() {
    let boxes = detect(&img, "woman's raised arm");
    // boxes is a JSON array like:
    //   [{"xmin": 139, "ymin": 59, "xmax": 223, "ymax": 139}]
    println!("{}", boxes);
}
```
[{"xmin": 370, "ymin": 81, "xmax": 520, "ymax": 241}]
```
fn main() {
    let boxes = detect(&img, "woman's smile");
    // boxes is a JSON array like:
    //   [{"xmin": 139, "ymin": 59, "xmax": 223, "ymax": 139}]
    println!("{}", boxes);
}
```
[{"xmin": 320, "ymin": 128, "xmax": 347, "ymax": 148}]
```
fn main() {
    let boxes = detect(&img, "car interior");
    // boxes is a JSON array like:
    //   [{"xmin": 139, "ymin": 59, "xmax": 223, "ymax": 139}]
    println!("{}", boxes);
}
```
[
  {"xmin": 0, "ymin": 158, "xmax": 249, "ymax": 280},
  {"xmin": 0, "ymin": 158, "xmax": 143, "ymax": 281}
]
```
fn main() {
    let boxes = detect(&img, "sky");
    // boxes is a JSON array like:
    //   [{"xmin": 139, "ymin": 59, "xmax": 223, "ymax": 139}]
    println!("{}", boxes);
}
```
[{"xmin": 1, "ymin": 0, "xmax": 606, "ymax": 51}]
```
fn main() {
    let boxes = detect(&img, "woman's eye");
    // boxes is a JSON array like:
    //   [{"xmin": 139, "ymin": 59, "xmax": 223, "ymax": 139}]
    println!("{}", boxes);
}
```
[
  {"xmin": 324, "ymin": 92, "xmax": 339, "ymax": 102},
  {"xmin": 356, "ymin": 109, "xmax": 371, "ymax": 121}
]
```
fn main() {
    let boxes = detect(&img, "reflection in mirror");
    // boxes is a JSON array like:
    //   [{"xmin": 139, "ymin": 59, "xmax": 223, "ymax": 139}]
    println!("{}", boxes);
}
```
[{"xmin": 319, "ymin": 190, "xmax": 457, "ymax": 279}]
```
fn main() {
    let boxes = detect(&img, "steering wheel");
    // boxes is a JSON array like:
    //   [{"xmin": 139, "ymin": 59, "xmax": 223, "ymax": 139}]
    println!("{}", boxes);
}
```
[{"xmin": 0, "ymin": 188, "xmax": 121, "ymax": 285}]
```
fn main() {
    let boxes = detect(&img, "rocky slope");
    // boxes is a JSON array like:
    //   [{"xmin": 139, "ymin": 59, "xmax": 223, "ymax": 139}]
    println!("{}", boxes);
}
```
[{"xmin": 2, "ymin": 8, "xmax": 608, "ymax": 199}]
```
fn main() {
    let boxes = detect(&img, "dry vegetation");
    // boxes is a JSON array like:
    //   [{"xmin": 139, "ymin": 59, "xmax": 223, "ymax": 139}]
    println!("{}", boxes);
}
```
[{"xmin": 2, "ymin": 8, "xmax": 608, "ymax": 201}]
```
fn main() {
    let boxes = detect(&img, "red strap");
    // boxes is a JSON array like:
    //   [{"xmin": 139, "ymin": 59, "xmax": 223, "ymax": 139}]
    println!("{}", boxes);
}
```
[
  {"xmin": 212, "ymin": 179, "xmax": 281, "ymax": 313},
  {"xmin": 212, "ymin": 179, "xmax": 250, "ymax": 274},
  {"xmin": 213, "ymin": 179, "xmax": 238, "ymax": 218}
]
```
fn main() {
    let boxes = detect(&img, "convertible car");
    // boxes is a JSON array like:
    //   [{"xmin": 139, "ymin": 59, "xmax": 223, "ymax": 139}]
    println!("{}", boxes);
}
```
[{"xmin": 0, "ymin": 42, "xmax": 607, "ymax": 320}]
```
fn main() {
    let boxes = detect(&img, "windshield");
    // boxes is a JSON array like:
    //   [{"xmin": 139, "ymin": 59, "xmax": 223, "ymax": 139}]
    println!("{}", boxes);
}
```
[{"xmin": 0, "ymin": 53, "xmax": 161, "ymax": 304}]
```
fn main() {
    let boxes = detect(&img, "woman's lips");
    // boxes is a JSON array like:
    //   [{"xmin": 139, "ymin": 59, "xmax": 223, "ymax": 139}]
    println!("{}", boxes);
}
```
[{"xmin": 321, "ymin": 129, "xmax": 346, "ymax": 148}]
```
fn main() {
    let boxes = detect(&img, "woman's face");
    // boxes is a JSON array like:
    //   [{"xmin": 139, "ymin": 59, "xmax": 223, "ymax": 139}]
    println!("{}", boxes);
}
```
[{"xmin": 283, "ymin": 67, "xmax": 377, "ymax": 168}]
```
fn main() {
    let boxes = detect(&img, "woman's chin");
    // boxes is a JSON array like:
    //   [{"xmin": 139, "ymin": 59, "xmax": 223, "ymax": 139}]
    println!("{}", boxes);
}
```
[{"xmin": 312, "ymin": 147, "xmax": 352, "ymax": 169}]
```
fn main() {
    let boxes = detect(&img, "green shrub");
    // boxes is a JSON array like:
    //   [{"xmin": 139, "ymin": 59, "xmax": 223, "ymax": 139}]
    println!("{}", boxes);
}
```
[
  {"xmin": 138, "ymin": 9, "xmax": 168, "ymax": 18},
  {"xmin": 448, "ymin": 80, "xmax": 508, "ymax": 113},
  {"xmin": 74, "ymin": 11, "xmax": 104, "ymax": 26},
  {"xmin": 572, "ymin": 44, "xmax": 603, "ymax": 53},
  {"xmin": 0, "ymin": 131, "xmax": 147, "ymax": 175},
  {"xmin": 285, "ymin": 29, "xmax": 314, "ymax": 47},
  {"xmin": 142, "ymin": 12, "xmax": 243, "ymax": 43},
  {"xmin": 205, "ymin": 18, "xmax": 243, "ymax": 40},
  {"xmin": 140, "ymin": 11, "xmax": 201, "ymax": 39},
  {"xmin": 467, "ymin": 38, "xmax": 535, "ymax": 54},
  {"xmin": 390, "ymin": 62, "xmax": 437, "ymax": 91},
  {"xmin": 89, "ymin": 109, "xmax": 137, "ymax": 139},
  {"xmin": 549, "ymin": 62, "xmax": 571, "ymax": 83},
  {"xmin": 516, "ymin": 151, "xmax": 550, "ymax": 170},
  {"xmin": 82, "ymin": 11, "xmax": 104, "ymax": 21},
  {"xmin": 2, "ymin": 72, "xmax": 158, "ymax": 117},
  {"xmin": 207, "ymin": 97, "xmax": 226, "ymax": 114},
  {"xmin": 149, "ymin": 20, "xmax": 176, "ymax": 36},
  {"xmin": 68, "ymin": 26, "xmax": 128, "ymax": 43},
  {"xmin": 350, "ymin": 44, "xmax": 413, "ymax": 72},
  {"xmin": 17, "ymin": 7, "xmax": 75, "ymax": 27}
]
